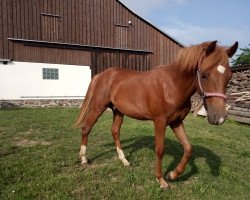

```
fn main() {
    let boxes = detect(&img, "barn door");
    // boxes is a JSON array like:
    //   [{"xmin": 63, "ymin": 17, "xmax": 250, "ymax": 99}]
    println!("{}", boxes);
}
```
[{"xmin": 115, "ymin": 25, "xmax": 130, "ymax": 49}]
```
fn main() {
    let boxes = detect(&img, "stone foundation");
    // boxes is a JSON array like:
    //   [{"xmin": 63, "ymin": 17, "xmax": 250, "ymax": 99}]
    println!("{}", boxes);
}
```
[{"xmin": 0, "ymin": 99, "xmax": 83, "ymax": 108}]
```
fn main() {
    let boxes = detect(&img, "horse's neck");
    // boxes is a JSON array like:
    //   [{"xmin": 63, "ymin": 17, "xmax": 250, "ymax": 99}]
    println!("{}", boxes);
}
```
[{"xmin": 163, "ymin": 64, "xmax": 197, "ymax": 101}]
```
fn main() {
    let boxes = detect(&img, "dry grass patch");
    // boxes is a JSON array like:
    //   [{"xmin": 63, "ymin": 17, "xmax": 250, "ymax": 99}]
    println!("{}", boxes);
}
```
[{"xmin": 13, "ymin": 137, "xmax": 51, "ymax": 147}]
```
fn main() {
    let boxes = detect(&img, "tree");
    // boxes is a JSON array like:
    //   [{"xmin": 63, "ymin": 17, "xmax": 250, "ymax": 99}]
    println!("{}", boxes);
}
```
[{"xmin": 232, "ymin": 44, "xmax": 250, "ymax": 66}]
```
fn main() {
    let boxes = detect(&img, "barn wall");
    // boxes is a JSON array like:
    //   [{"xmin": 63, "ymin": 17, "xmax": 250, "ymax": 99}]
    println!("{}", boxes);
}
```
[
  {"xmin": 91, "ymin": 51, "xmax": 150, "ymax": 75},
  {"xmin": 0, "ymin": 0, "xmax": 183, "ymax": 74},
  {"xmin": 12, "ymin": 42, "xmax": 92, "ymax": 66},
  {"xmin": 0, "ymin": 61, "xmax": 91, "ymax": 99}
]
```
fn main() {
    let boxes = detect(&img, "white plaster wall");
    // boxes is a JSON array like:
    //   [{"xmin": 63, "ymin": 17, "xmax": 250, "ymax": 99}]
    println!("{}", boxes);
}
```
[{"xmin": 0, "ymin": 61, "xmax": 91, "ymax": 99}]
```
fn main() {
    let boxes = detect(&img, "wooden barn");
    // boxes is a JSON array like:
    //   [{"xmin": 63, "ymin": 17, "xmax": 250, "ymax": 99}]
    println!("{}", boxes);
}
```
[{"xmin": 0, "ymin": 0, "xmax": 183, "ymax": 102}]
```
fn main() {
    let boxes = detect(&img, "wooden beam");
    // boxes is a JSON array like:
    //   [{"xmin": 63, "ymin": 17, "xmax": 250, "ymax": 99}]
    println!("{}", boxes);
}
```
[{"xmin": 8, "ymin": 38, "xmax": 153, "ymax": 54}]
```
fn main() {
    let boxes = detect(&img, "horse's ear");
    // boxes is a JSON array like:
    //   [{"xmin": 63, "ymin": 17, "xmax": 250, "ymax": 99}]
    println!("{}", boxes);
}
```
[
  {"xmin": 226, "ymin": 42, "xmax": 238, "ymax": 58},
  {"xmin": 205, "ymin": 41, "xmax": 217, "ymax": 56}
]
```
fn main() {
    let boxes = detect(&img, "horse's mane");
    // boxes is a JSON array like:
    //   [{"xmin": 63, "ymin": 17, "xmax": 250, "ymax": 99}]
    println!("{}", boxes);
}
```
[{"xmin": 175, "ymin": 42, "xmax": 229, "ymax": 72}]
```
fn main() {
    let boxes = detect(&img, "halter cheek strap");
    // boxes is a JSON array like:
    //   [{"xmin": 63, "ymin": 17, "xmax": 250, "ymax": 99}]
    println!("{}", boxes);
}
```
[{"xmin": 196, "ymin": 69, "xmax": 227, "ymax": 100}]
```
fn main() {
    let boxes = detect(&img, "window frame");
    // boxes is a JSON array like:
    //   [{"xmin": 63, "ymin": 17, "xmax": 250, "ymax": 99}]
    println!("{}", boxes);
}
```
[{"xmin": 42, "ymin": 68, "xmax": 59, "ymax": 80}]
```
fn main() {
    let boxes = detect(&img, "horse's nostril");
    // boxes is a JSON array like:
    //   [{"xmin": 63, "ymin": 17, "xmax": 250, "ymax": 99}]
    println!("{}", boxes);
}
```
[
  {"xmin": 225, "ymin": 114, "xmax": 228, "ymax": 120},
  {"xmin": 213, "ymin": 114, "xmax": 217, "ymax": 123}
]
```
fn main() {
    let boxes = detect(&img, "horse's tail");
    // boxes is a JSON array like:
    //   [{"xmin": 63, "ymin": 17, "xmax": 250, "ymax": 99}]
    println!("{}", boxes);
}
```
[{"xmin": 74, "ymin": 75, "xmax": 99, "ymax": 129}]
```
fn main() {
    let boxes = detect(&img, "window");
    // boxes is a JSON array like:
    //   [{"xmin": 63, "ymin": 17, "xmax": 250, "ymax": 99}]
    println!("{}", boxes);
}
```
[
  {"xmin": 41, "ymin": 13, "xmax": 60, "ymax": 42},
  {"xmin": 115, "ymin": 24, "xmax": 130, "ymax": 49},
  {"xmin": 43, "ymin": 68, "xmax": 59, "ymax": 80}
]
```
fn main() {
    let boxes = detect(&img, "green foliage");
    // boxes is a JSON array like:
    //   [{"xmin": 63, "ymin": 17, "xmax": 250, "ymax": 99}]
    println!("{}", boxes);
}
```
[
  {"xmin": 232, "ymin": 44, "xmax": 250, "ymax": 66},
  {"xmin": 0, "ymin": 108, "xmax": 249, "ymax": 199}
]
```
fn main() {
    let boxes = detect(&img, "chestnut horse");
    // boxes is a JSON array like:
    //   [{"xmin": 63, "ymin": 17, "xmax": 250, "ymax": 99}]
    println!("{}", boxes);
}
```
[{"xmin": 75, "ymin": 41, "xmax": 238, "ymax": 189}]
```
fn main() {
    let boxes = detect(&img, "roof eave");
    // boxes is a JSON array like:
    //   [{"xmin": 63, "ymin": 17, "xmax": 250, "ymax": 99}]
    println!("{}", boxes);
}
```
[{"xmin": 117, "ymin": 0, "xmax": 185, "ymax": 47}]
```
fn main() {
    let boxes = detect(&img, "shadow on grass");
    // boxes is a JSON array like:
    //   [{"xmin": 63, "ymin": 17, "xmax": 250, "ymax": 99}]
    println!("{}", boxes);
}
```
[{"xmin": 91, "ymin": 136, "xmax": 221, "ymax": 181}]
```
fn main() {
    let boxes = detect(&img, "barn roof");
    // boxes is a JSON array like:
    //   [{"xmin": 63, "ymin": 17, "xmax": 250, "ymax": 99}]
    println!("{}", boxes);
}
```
[{"xmin": 117, "ymin": 0, "xmax": 185, "ymax": 47}]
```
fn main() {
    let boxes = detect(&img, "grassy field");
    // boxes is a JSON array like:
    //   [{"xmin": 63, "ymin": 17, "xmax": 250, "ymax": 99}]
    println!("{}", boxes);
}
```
[{"xmin": 0, "ymin": 108, "xmax": 249, "ymax": 200}]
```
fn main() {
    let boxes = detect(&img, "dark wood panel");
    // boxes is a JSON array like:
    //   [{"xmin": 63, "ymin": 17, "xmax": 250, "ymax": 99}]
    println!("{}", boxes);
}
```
[
  {"xmin": 41, "ymin": 14, "xmax": 60, "ymax": 42},
  {"xmin": 75, "ymin": 0, "xmax": 80, "ymax": 44},
  {"xmin": 0, "ymin": 0, "xmax": 4, "ymax": 58},
  {"xmin": 37, "ymin": 0, "xmax": 43, "ymax": 40},
  {"xmin": 58, "ymin": 0, "xmax": 63, "ymax": 42},
  {"xmin": 13, "ymin": 42, "xmax": 91, "ymax": 66},
  {"xmin": 24, "ymin": 0, "xmax": 29, "ymax": 38},
  {"xmin": 91, "ymin": 51, "xmax": 150, "ymax": 76},
  {"xmin": 62, "ymin": 0, "xmax": 67, "ymax": 43},
  {"xmin": 7, "ymin": 0, "xmax": 13, "ymax": 58},
  {"xmin": 1, "ymin": 0, "xmax": 183, "ymax": 72},
  {"xmin": 27, "ymin": 1, "xmax": 33, "ymax": 40},
  {"xmin": 12, "ymin": 0, "xmax": 17, "ymax": 38},
  {"xmin": 71, "ymin": 0, "xmax": 76, "ymax": 44},
  {"xmin": 2, "ymin": 0, "xmax": 7, "ymax": 58}
]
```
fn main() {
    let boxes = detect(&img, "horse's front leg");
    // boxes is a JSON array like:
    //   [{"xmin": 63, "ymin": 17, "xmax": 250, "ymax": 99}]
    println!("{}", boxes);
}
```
[
  {"xmin": 168, "ymin": 121, "xmax": 192, "ymax": 180},
  {"xmin": 154, "ymin": 119, "xmax": 170, "ymax": 189},
  {"xmin": 112, "ymin": 110, "xmax": 130, "ymax": 166}
]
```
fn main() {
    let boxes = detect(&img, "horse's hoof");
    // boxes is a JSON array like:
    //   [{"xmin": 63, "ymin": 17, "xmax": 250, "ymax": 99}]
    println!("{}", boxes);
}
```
[
  {"xmin": 81, "ymin": 163, "xmax": 89, "ymax": 168},
  {"xmin": 160, "ymin": 183, "xmax": 171, "ymax": 190},
  {"xmin": 123, "ymin": 161, "xmax": 131, "ymax": 167},
  {"xmin": 157, "ymin": 178, "xmax": 171, "ymax": 190},
  {"xmin": 80, "ymin": 160, "xmax": 91, "ymax": 168}
]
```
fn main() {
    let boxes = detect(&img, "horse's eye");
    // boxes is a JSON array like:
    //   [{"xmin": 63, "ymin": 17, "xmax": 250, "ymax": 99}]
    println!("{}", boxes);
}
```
[{"xmin": 201, "ymin": 73, "xmax": 209, "ymax": 80}]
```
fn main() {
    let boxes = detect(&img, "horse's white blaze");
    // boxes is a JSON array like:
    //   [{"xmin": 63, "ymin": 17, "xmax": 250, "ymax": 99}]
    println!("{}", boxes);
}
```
[
  {"xmin": 116, "ymin": 147, "xmax": 130, "ymax": 166},
  {"xmin": 80, "ymin": 145, "xmax": 88, "ymax": 164},
  {"xmin": 217, "ymin": 65, "xmax": 226, "ymax": 74}
]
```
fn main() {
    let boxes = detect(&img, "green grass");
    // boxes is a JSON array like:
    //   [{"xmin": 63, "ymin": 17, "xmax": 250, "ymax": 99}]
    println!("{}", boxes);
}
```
[{"xmin": 0, "ymin": 108, "xmax": 249, "ymax": 200}]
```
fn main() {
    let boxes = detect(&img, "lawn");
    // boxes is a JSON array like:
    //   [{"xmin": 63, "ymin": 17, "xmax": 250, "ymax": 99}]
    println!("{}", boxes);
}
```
[{"xmin": 0, "ymin": 108, "xmax": 249, "ymax": 200}]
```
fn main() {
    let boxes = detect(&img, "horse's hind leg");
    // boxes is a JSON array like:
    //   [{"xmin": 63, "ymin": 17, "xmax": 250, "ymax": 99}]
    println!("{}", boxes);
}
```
[
  {"xmin": 112, "ymin": 110, "xmax": 130, "ymax": 166},
  {"xmin": 167, "ymin": 122, "xmax": 192, "ymax": 180},
  {"xmin": 79, "ymin": 106, "xmax": 106, "ymax": 165}
]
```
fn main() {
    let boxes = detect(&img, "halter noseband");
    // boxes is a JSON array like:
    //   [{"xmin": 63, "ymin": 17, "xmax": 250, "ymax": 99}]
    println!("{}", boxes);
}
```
[{"xmin": 196, "ymin": 69, "xmax": 227, "ymax": 100}]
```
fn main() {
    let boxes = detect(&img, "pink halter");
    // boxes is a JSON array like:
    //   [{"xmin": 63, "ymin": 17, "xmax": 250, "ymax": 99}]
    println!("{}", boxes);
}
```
[{"xmin": 196, "ymin": 69, "xmax": 227, "ymax": 100}]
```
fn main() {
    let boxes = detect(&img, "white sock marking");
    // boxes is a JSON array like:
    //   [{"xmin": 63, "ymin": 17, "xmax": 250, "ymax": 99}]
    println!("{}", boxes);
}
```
[
  {"xmin": 217, "ymin": 65, "xmax": 225, "ymax": 74},
  {"xmin": 79, "ymin": 145, "xmax": 88, "ymax": 164},
  {"xmin": 116, "ymin": 147, "xmax": 130, "ymax": 166}
]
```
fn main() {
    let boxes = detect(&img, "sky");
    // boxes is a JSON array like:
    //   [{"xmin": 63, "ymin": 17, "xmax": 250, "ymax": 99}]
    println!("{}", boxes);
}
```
[{"xmin": 119, "ymin": 0, "xmax": 250, "ymax": 55}]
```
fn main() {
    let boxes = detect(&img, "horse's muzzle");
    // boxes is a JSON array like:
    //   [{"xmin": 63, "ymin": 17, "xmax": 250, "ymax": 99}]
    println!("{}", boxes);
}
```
[{"xmin": 207, "ymin": 113, "xmax": 227, "ymax": 125}]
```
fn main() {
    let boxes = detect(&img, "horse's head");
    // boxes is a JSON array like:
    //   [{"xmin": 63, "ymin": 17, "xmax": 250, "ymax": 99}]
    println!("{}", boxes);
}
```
[{"xmin": 196, "ymin": 41, "xmax": 238, "ymax": 125}]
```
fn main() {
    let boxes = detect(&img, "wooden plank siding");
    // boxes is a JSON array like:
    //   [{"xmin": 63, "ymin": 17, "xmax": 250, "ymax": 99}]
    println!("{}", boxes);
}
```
[
  {"xmin": 13, "ymin": 42, "xmax": 91, "ymax": 66},
  {"xmin": 0, "ymin": 0, "xmax": 183, "ymax": 76}
]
